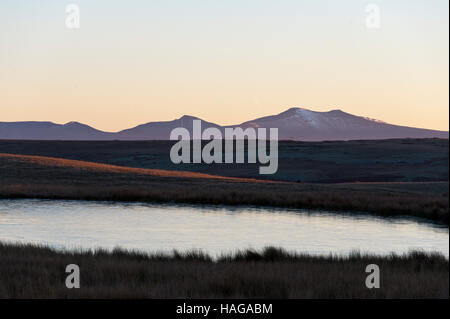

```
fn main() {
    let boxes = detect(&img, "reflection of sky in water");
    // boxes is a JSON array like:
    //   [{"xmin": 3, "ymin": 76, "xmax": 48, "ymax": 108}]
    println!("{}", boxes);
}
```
[{"xmin": 0, "ymin": 199, "xmax": 448, "ymax": 258}]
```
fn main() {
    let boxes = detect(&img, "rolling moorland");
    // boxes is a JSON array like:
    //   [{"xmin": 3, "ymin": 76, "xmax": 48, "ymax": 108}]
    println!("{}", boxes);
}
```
[
  {"xmin": 0, "ymin": 138, "xmax": 448, "ymax": 183},
  {"xmin": 0, "ymin": 139, "xmax": 448, "ymax": 224}
]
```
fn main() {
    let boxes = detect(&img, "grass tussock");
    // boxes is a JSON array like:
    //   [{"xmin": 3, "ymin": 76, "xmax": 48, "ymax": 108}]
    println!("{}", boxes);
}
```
[{"xmin": 0, "ymin": 243, "xmax": 447, "ymax": 299}]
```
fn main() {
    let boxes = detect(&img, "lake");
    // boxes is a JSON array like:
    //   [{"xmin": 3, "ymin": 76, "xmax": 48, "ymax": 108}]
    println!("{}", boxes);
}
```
[{"xmin": 0, "ymin": 199, "xmax": 448, "ymax": 257}]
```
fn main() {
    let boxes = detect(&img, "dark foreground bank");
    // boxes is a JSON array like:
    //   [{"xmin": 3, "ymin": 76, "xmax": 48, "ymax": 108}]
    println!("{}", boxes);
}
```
[{"xmin": 0, "ymin": 243, "xmax": 448, "ymax": 298}]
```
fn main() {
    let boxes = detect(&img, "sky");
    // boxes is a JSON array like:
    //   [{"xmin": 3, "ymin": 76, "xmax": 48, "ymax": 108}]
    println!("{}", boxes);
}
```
[{"xmin": 0, "ymin": 0, "xmax": 448, "ymax": 132}]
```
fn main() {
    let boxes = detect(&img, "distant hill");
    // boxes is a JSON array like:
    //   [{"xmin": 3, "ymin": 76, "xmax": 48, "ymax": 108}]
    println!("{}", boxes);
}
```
[
  {"xmin": 0, "ymin": 108, "xmax": 447, "ymax": 140},
  {"xmin": 0, "ymin": 121, "xmax": 114, "ymax": 140},
  {"xmin": 235, "ymin": 108, "xmax": 448, "ymax": 140},
  {"xmin": 116, "ymin": 115, "xmax": 222, "ymax": 140}
]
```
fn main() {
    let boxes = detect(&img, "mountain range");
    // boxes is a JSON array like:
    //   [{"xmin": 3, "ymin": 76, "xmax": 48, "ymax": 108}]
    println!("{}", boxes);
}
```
[{"xmin": 0, "ymin": 107, "xmax": 447, "ymax": 141}]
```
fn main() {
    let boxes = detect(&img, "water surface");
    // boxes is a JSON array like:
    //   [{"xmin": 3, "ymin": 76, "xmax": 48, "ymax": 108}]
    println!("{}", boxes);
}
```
[{"xmin": 0, "ymin": 199, "xmax": 448, "ymax": 257}]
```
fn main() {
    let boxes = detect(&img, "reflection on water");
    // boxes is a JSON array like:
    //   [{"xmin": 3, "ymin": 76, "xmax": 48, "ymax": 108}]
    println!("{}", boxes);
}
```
[{"xmin": 0, "ymin": 199, "xmax": 448, "ymax": 257}]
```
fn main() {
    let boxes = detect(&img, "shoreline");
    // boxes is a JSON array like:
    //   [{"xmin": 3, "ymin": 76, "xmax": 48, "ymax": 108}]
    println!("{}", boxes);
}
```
[
  {"xmin": 1, "ymin": 184, "xmax": 448, "ymax": 225},
  {"xmin": 1, "ymin": 236, "xmax": 448, "ymax": 261},
  {"xmin": 1, "ymin": 196, "xmax": 448, "ymax": 229}
]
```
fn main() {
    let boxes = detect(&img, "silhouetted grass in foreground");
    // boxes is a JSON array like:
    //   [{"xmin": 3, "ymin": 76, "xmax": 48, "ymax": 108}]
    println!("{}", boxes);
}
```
[{"xmin": 0, "ymin": 243, "xmax": 448, "ymax": 298}]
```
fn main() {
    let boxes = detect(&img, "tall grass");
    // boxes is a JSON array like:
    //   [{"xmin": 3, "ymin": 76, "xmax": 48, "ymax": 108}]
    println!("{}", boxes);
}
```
[{"xmin": 0, "ymin": 243, "xmax": 448, "ymax": 298}]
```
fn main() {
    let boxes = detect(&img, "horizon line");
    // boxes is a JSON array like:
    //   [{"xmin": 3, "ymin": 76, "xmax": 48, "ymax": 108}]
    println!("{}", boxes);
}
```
[{"xmin": 1, "ymin": 106, "xmax": 449, "ymax": 133}]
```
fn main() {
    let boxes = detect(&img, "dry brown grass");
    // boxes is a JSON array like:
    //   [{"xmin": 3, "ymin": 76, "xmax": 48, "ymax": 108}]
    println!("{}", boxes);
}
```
[
  {"xmin": 0, "ymin": 153, "xmax": 276, "ymax": 183},
  {"xmin": 0, "ymin": 243, "xmax": 447, "ymax": 299},
  {"xmin": 0, "ymin": 153, "xmax": 448, "ymax": 224}
]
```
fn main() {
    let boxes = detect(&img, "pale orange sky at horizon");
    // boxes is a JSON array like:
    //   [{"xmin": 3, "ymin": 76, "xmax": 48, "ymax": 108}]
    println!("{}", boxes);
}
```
[{"xmin": 1, "ymin": 1, "xmax": 448, "ymax": 132}]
